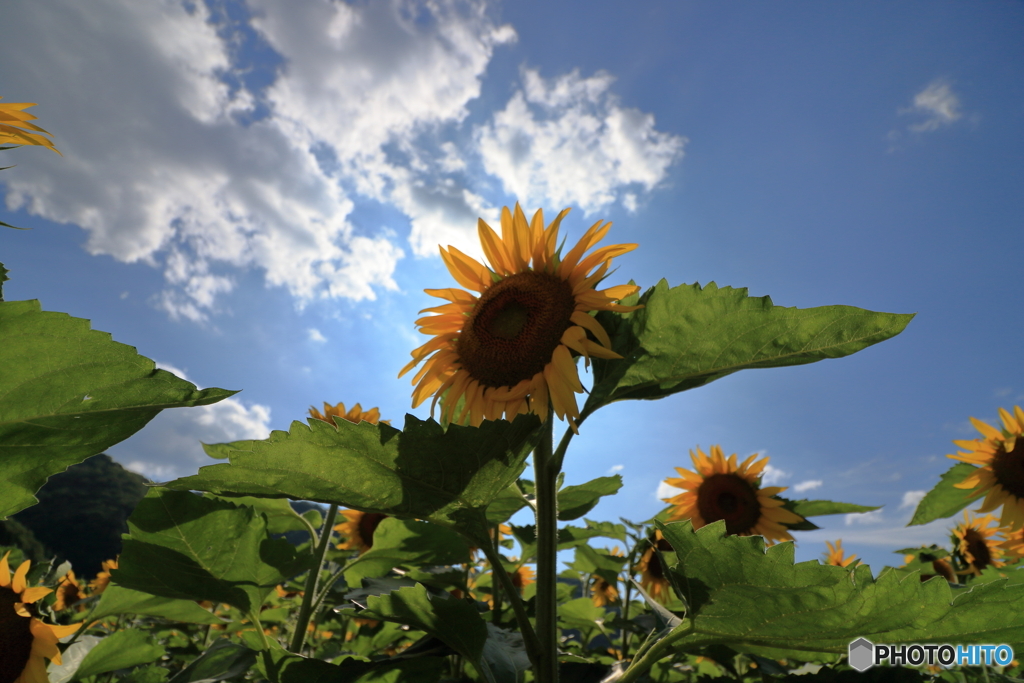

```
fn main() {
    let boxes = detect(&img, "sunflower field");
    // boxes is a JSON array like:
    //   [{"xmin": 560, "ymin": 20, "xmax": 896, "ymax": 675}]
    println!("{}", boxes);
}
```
[{"xmin": 3, "ymin": 99, "xmax": 1024, "ymax": 683}]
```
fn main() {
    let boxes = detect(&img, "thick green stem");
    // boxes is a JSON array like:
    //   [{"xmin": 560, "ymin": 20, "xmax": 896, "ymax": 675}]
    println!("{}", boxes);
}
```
[
  {"xmin": 618, "ymin": 621, "xmax": 696, "ymax": 683},
  {"xmin": 480, "ymin": 542, "xmax": 541, "ymax": 668},
  {"xmin": 289, "ymin": 503, "xmax": 339, "ymax": 653},
  {"xmin": 534, "ymin": 417, "xmax": 559, "ymax": 683}
]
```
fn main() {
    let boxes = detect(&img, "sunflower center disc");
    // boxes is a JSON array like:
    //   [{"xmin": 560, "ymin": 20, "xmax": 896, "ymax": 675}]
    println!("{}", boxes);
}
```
[
  {"xmin": 0, "ymin": 586, "xmax": 33, "ymax": 683},
  {"xmin": 964, "ymin": 529, "xmax": 993, "ymax": 571},
  {"xmin": 697, "ymin": 474, "xmax": 762, "ymax": 536},
  {"xmin": 992, "ymin": 439, "xmax": 1024, "ymax": 499},
  {"xmin": 358, "ymin": 513, "xmax": 388, "ymax": 550},
  {"xmin": 458, "ymin": 270, "xmax": 576, "ymax": 388}
]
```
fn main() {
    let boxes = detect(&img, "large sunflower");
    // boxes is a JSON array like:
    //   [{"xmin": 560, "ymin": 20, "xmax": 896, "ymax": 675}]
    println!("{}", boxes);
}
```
[
  {"xmin": 309, "ymin": 401, "xmax": 389, "ymax": 427},
  {"xmin": 948, "ymin": 406, "xmax": 1024, "ymax": 529},
  {"xmin": 952, "ymin": 510, "xmax": 1005, "ymax": 576},
  {"xmin": 662, "ymin": 445, "xmax": 805, "ymax": 543},
  {"xmin": 399, "ymin": 204, "xmax": 640, "ymax": 430},
  {"xmin": 1, "ymin": 552, "xmax": 80, "ymax": 683},
  {"xmin": 335, "ymin": 510, "xmax": 388, "ymax": 554}
]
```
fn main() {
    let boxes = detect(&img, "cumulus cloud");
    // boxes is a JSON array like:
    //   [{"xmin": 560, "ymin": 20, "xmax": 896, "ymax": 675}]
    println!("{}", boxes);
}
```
[
  {"xmin": 761, "ymin": 463, "xmax": 789, "ymax": 486},
  {"xmin": 845, "ymin": 509, "xmax": 885, "ymax": 525},
  {"xmin": 792, "ymin": 480, "xmax": 823, "ymax": 493},
  {"xmin": 899, "ymin": 490, "xmax": 927, "ymax": 510},
  {"xmin": 307, "ymin": 327, "xmax": 327, "ymax": 343},
  {"xmin": 655, "ymin": 480, "xmax": 682, "ymax": 501},
  {"xmin": 110, "ymin": 361, "xmax": 272, "ymax": 480},
  {"xmin": 476, "ymin": 67, "xmax": 685, "ymax": 217}
]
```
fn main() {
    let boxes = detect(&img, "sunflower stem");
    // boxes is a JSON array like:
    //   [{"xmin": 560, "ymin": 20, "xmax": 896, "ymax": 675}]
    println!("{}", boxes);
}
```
[
  {"xmin": 534, "ymin": 417, "xmax": 560, "ymax": 683},
  {"xmin": 480, "ymin": 541, "xmax": 542, "ymax": 668},
  {"xmin": 289, "ymin": 503, "xmax": 339, "ymax": 654},
  {"xmin": 618, "ymin": 620, "xmax": 696, "ymax": 683}
]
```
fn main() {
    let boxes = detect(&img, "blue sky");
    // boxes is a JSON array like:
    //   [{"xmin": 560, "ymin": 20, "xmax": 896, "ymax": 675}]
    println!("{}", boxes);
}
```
[{"xmin": 2, "ymin": 0, "xmax": 1022, "ymax": 571}]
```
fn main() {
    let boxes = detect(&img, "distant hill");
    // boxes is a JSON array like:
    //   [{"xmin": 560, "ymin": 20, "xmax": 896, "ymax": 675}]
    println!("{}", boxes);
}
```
[{"xmin": 13, "ymin": 454, "xmax": 149, "ymax": 578}]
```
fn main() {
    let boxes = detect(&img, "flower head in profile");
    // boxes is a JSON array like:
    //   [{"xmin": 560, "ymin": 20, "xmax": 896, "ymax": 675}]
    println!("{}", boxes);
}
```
[
  {"xmin": 88, "ymin": 558, "xmax": 118, "ymax": 595},
  {"xmin": 0, "ymin": 98, "xmax": 60, "ymax": 153},
  {"xmin": 823, "ymin": 540, "xmax": 859, "ymax": 568},
  {"xmin": 636, "ymin": 530, "xmax": 674, "ymax": 603},
  {"xmin": 0, "ymin": 552, "xmax": 81, "ymax": 683},
  {"xmin": 662, "ymin": 445, "xmax": 805, "ymax": 544},
  {"xmin": 335, "ymin": 510, "xmax": 388, "ymax": 554},
  {"xmin": 399, "ymin": 204, "xmax": 640, "ymax": 431},
  {"xmin": 510, "ymin": 564, "xmax": 535, "ymax": 593},
  {"xmin": 52, "ymin": 570, "xmax": 83, "ymax": 611},
  {"xmin": 309, "ymin": 401, "xmax": 389, "ymax": 427},
  {"xmin": 948, "ymin": 406, "xmax": 1024, "ymax": 529},
  {"xmin": 952, "ymin": 510, "xmax": 1005, "ymax": 576}
]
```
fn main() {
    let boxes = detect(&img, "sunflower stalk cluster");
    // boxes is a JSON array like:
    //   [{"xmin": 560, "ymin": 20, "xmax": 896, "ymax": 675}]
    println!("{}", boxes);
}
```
[{"xmin": 5, "ymin": 172, "xmax": 1024, "ymax": 683}]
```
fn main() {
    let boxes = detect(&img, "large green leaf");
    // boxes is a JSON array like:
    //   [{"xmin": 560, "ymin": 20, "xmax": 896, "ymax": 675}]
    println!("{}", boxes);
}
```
[
  {"xmin": 112, "ymin": 488, "xmax": 311, "ymax": 614},
  {"xmin": 346, "ymin": 583, "xmax": 517, "ymax": 683},
  {"xmin": 90, "ymin": 584, "xmax": 224, "ymax": 624},
  {"xmin": 258, "ymin": 647, "xmax": 444, "ymax": 683},
  {"xmin": 584, "ymin": 281, "xmax": 913, "ymax": 417},
  {"xmin": 782, "ymin": 498, "xmax": 881, "ymax": 531},
  {"xmin": 344, "ymin": 518, "xmax": 471, "ymax": 586},
  {"xmin": 657, "ymin": 520, "xmax": 1024, "ymax": 662},
  {"xmin": 909, "ymin": 463, "xmax": 987, "ymax": 526},
  {"xmin": 557, "ymin": 476, "xmax": 622, "ymax": 521},
  {"xmin": 72, "ymin": 629, "xmax": 166, "ymax": 680},
  {"xmin": 166, "ymin": 640, "xmax": 257, "ymax": 683},
  {"xmin": 0, "ymin": 299, "xmax": 235, "ymax": 518},
  {"xmin": 166, "ymin": 414, "xmax": 540, "ymax": 544}
]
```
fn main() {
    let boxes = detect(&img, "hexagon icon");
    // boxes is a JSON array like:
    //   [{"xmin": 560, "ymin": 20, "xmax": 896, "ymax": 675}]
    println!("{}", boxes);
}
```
[{"xmin": 848, "ymin": 638, "xmax": 875, "ymax": 672}]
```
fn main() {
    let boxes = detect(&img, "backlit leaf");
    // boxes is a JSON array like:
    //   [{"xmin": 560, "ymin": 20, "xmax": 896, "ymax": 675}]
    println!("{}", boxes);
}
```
[
  {"xmin": 557, "ymin": 476, "xmax": 622, "ymax": 521},
  {"xmin": 344, "ymin": 518, "xmax": 471, "ymax": 586},
  {"xmin": 908, "ymin": 463, "xmax": 987, "ymax": 526},
  {"xmin": 72, "ymin": 629, "xmax": 166, "ymax": 680}
]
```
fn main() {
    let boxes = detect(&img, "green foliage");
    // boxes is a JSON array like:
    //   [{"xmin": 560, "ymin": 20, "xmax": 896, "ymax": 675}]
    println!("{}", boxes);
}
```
[
  {"xmin": 259, "ymin": 647, "xmax": 445, "ymax": 682},
  {"xmin": 166, "ymin": 413, "xmax": 540, "ymax": 544},
  {"xmin": 72, "ymin": 629, "xmax": 166, "ymax": 679},
  {"xmin": 113, "ymin": 488, "xmax": 311, "ymax": 614},
  {"xmin": 344, "ymin": 517, "xmax": 471, "ymax": 586},
  {"xmin": 586, "ymin": 280, "xmax": 914, "ymax": 417},
  {"xmin": 13, "ymin": 453, "xmax": 147, "ymax": 577},
  {"xmin": 557, "ymin": 476, "xmax": 622, "ymax": 521},
  {"xmin": 658, "ymin": 519, "xmax": 1024, "ymax": 662},
  {"xmin": 0, "ymin": 300, "xmax": 235, "ymax": 518},
  {"xmin": 165, "ymin": 640, "xmax": 257, "ymax": 682},
  {"xmin": 90, "ymin": 585, "xmax": 224, "ymax": 624},
  {"xmin": 909, "ymin": 463, "xmax": 987, "ymax": 526},
  {"xmin": 0, "ymin": 516, "xmax": 49, "ymax": 563},
  {"xmin": 781, "ymin": 498, "xmax": 882, "ymax": 531}
]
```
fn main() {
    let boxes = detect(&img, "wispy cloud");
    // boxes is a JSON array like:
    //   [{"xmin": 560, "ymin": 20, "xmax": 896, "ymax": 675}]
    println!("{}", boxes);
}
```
[
  {"xmin": 307, "ymin": 328, "xmax": 327, "ymax": 343},
  {"xmin": 655, "ymin": 480, "xmax": 682, "ymax": 501},
  {"xmin": 845, "ymin": 508, "xmax": 885, "ymax": 525},
  {"xmin": 888, "ymin": 79, "xmax": 964, "ymax": 149},
  {"xmin": 792, "ymin": 480, "xmax": 823, "ymax": 493}
]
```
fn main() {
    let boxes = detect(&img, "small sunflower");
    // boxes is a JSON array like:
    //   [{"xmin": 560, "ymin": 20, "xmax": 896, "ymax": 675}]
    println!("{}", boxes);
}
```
[
  {"xmin": 52, "ymin": 570, "xmax": 83, "ymax": 611},
  {"xmin": 636, "ymin": 531, "xmax": 674, "ymax": 604},
  {"xmin": 0, "ymin": 98, "xmax": 60, "ymax": 153},
  {"xmin": 662, "ymin": 445, "xmax": 805, "ymax": 543},
  {"xmin": 399, "ymin": 204, "xmax": 640, "ymax": 431},
  {"xmin": 1, "ymin": 552, "xmax": 80, "ymax": 683},
  {"xmin": 88, "ymin": 558, "xmax": 118, "ymax": 595},
  {"xmin": 509, "ymin": 564, "xmax": 535, "ymax": 593},
  {"xmin": 823, "ymin": 540, "xmax": 858, "ymax": 568},
  {"xmin": 1000, "ymin": 527, "xmax": 1024, "ymax": 560},
  {"xmin": 309, "ymin": 401, "xmax": 389, "ymax": 427},
  {"xmin": 335, "ymin": 510, "xmax": 388, "ymax": 554},
  {"xmin": 948, "ymin": 406, "xmax": 1024, "ymax": 529},
  {"xmin": 952, "ymin": 510, "xmax": 1005, "ymax": 576},
  {"xmin": 589, "ymin": 575, "xmax": 619, "ymax": 607}
]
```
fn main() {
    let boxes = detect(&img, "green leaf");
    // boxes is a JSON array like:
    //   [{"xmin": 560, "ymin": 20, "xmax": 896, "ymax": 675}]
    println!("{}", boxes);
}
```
[
  {"xmin": 348, "ymin": 583, "xmax": 501, "ymax": 682},
  {"xmin": 72, "ymin": 629, "xmax": 166, "ymax": 680},
  {"xmin": 558, "ymin": 596, "xmax": 607, "ymax": 634},
  {"xmin": 112, "ymin": 488, "xmax": 311, "ymax": 613},
  {"xmin": 165, "ymin": 413, "xmax": 540, "ymax": 544},
  {"xmin": 787, "ymin": 499, "xmax": 881, "ymax": 517},
  {"xmin": 485, "ymin": 483, "xmax": 529, "ymax": 524},
  {"xmin": 209, "ymin": 495, "xmax": 313, "ymax": 536},
  {"xmin": 658, "ymin": 519, "xmax": 1024, "ymax": 660},
  {"xmin": 0, "ymin": 299, "xmax": 236, "ymax": 518},
  {"xmin": 90, "ymin": 584, "xmax": 224, "ymax": 624},
  {"xmin": 117, "ymin": 666, "xmax": 170, "ymax": 683},
  {"xmin": 166, "ymin": 640, "xmax": 257, "ymax": 683},
  {"xmin": 258, "ymin": 647, "xmax": 445, "ymax": 683},
  {"xmin": 570, "ymin": 544, "xmax": 627, "ymax": 585},
  {"xmin": 345, "ymin": 518, "xmax": 471, "ymax": 586},
  {"xmin": 585, "ymin": 280, "xmax": 913, "ymax": 417},
  {"xmin": 909, "ymin": 463, "xmax": 987, "ymax": 526},
  {"xmin": 557, "ymin": 476, "xmax": 622, "ymax": 521}
]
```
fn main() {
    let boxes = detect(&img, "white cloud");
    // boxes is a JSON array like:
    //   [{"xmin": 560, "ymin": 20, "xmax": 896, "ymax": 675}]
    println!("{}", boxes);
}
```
[
  {"xmin": 761, "ymin": 463, "xmax": 789, "ymax": 487},
  {"xmin": 307, "ymin": 327, "xmax": 327, "ymax": 343},
  {"xmin": 899, "ymin": 490, "xmax": 927, "ymax": 510},
  {"xmin": 845, "ymin": 509, "xmax": 885, "ymax": 525},
  {"xmin": 792, "ymin": 479, "xmax": 823, "ymax": 493},
  {"xmin": 903, "ymin": 80, "xmax": 962, "ymax": 132},
  {"xmin": 608, "ymin": 464, "xmax": 624, "ymax": 474},
  {"xmin": 655, "ymin": 481, "xmax": 683, "ymax": 501},
  {"xmin": 109, "ymin": 361, "xmax": 272, "ymax": 480},
  {"xmin": 476, "ymin": 67, "xmax": 685, "ymax": 216}
]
